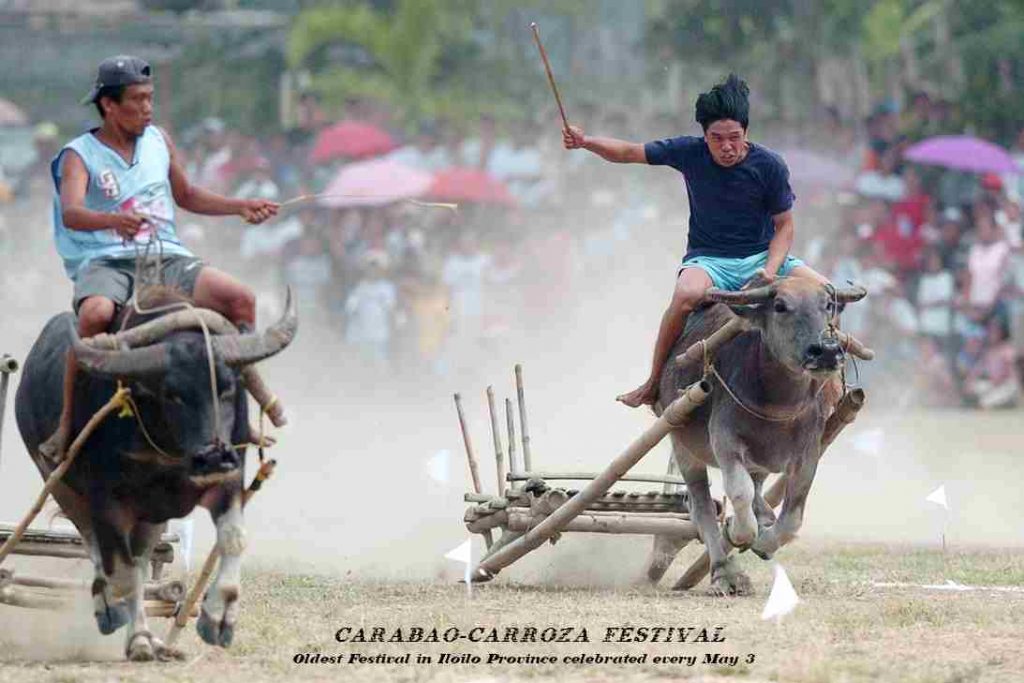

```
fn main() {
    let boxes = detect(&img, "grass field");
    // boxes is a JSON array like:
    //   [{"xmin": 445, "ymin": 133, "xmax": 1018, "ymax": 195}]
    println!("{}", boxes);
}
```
[{"xmin": 2, "ymin": 540, "xmax": 1022, "ymax": 683}]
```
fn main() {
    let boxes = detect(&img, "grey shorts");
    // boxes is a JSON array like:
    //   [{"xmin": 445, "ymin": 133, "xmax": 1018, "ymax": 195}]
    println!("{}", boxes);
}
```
[{"xmin": 73, "ymin": 255, "xmax": 205, "ymax": 313}]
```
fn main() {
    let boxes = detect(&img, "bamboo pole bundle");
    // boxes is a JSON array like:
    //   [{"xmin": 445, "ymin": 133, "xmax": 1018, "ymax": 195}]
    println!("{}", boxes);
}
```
[{"xmin": 470, "ymin": 381, "xmax": 710, "ymax": 581}]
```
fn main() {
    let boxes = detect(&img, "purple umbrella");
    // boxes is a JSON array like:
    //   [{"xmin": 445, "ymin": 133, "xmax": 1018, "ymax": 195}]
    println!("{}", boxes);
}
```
[{"xmin": 903, "ymin": 135, "xmax": 1017, "ymax": 174}]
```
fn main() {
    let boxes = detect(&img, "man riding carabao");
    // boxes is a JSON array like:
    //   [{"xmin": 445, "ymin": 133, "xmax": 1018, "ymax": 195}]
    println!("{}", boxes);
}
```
[
  {"xmin": 563, "ymin": 74, "xmax": 829, "ymax": 407},
  {"xmin": 42, "ymin": 55, "xmax": 280, "ymax": 457}
]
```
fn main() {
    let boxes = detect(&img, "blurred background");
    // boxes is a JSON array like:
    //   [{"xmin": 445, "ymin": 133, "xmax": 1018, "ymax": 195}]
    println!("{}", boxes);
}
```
[
  {"xmin": 1, "ymin": 0, "xmax": 1023, "ymax": 418},
  {"xmin": 0, "ymin": 0, "xmax": 1022, "ymax": 577}
]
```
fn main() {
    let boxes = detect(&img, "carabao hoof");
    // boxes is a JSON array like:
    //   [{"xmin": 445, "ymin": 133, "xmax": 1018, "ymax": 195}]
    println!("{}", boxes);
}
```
[
  {"xmin": 95, "ymin": 600, "xmax": 130, "ymax": 635},
  {"xmin": 708, "ymin": 557, "xmax": 755, "ymax": 597},
  {"xmin": 197, "ymin": 605, "xmax": 235, "ymax": 648}
]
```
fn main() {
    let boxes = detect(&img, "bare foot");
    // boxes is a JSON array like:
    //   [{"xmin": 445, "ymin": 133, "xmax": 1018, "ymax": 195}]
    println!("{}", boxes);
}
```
[{"xmin": 616, "ymin": 381, "xmax": 658, "ymax": 408}]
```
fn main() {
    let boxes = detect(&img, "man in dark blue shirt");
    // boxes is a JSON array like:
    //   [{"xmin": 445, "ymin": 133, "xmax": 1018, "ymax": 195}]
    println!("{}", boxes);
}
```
[{"xmin": 564, "ymin": 74, "xmax": 828, "ymax": 407}]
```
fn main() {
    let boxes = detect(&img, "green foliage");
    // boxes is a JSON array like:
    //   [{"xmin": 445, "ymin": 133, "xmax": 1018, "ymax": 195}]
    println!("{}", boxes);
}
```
[{"xmin": 287, "ymin": 0, "xmax": 594, "ymax": 130}]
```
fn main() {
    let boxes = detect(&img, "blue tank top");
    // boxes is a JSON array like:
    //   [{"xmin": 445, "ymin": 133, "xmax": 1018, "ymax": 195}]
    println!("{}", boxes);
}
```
[{"xmin": 50, "ymin": 125, "xmax": 193, "ymax": 279}]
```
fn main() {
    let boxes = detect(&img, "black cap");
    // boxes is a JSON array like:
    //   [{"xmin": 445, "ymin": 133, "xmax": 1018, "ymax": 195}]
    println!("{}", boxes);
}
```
[{"xmin": 81, "ymin": 55, "xmax": 152, "ymax": 105}]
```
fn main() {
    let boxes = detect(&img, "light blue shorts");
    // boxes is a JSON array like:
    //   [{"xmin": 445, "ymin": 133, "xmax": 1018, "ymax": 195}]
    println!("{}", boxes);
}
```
[{"xmin": 680, "ymin": 251, "xmax": 804, "ymax": 291}]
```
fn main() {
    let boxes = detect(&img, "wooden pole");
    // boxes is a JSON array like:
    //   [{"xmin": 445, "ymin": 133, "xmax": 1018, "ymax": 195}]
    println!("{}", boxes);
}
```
[
  {"xmin": 515, "ymin": 365, "xmax": 533, "ymax": 472},
  {"xmin": 471, "ymin": 381, "xmax": 710, "ymax": 581},
  {"xmin": 454, "ymin": 394, "xmax": 484, "ymax": 495},
  {"xmin": 507, "ymin": 472, "xmax": 689, "ymax": 486},
  {"xmin": 165, "ymin": 459, "xmax": 275, "ymax": 647},
  {"xmin": 0, "ymin": 387, "xmax": 128, "ymax": 567},
  {"xmin": 455, "ymin": 393, "xmax": 494, "ymax": 550},
  {"xmin": 673, "ymin": 388, "xmax": 866, "ymax": 591},
  {"xmin": 505, "ymin": 398, "xmax": 518, "ymax": 479},
  {"xmin": 675, "ymin": 317, "xmax": 745, "ymax": 368},
  {"xmin": 486, "ymin": 387, "xmax": 506, "ymax": 495},
  {"xmin": 0, "ymin": 354, "xmax": 18, "ymax": 472}
]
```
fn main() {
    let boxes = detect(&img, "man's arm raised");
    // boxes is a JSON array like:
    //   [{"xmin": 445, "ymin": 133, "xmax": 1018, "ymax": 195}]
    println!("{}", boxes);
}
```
[
  {"xmin": 160, "ymin": 127, "xmax": 279, "ymax": 225},
  {"xmin": 563, "ymin": 125, "xmax": 647, "ymax": 164}
]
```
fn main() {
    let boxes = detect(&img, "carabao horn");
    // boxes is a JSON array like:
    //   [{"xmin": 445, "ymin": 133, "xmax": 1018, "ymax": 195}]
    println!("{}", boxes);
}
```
[
  {"xmin": 702, "ymin": 284, "xmax": 777, "ymax": 306},
  {"xmin": 833, "ymin": 285, "xmax": 867, "ymax": 303},
  {"xmin": 70, "ymin": 321, "xmax": 170, "ymax": 378},
  {"xmin": 84, "ymin": 309, "xmax": 237, "ymax": 351},
  {"xmin": 210, "ymin": 289, "xmax": 298, "ymax": 367}
]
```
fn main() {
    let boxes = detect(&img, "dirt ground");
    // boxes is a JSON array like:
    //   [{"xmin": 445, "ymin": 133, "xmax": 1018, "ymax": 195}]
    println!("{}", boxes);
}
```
[{"xmin": 1, "ymin": 541, "xmax": 1023, "ymax": 683}]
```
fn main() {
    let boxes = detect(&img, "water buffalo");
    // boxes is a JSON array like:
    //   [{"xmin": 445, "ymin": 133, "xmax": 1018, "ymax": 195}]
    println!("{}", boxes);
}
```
[
  {"xmin": 14, "ymin": 288, "xmax": 297, "ymax": 660},
  {"xmin": 655, "ymin": 276, "xmax": 866, "ymax": 595}
]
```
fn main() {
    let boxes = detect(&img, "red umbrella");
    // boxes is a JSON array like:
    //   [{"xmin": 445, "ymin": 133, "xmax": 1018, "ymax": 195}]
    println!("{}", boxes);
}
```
[
  {"xmin": 320, "ymin": 159, "xmax": 432, "ymax": 207},
  {"xmin": 309, "ymin": 120, "xmax": 397, "ymax": 164},
  {"xmin": 428, "ymin": 167, "xmax": 516, "ymax": 207}
]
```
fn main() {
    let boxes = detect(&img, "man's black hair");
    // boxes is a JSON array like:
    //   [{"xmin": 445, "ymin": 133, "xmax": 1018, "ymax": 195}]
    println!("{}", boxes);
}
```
[
  {"xmin": 94, "ymin": 85, "xmax": 126, "ymax": 119},
  {"xmin": 695, "ymin": 74, "xmax": 750, "ymax": 131}
]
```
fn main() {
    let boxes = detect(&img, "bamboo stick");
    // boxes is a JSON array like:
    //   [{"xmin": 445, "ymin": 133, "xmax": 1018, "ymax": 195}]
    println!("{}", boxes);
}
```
[
  {"xmin": 507, "ymin": 472, "xmax": 689, "ymax": 486},
  {"xmin": 471, "ymin": 381, "xmax": 710, "ymax": 581},
  {"xmin": 485, "ymin": 387, "xmax": 506, "ymax": 495},
  {"xmin": 674, "ymin": 317, "xmax": 745, "ymax": 368},
  {"xmin": 454, "ymin": 393, "xmax": 493, "ymax": 549},
  {"xmin": 453, "ymin": 394, "xmax": 484, "ymax": 495},
  {"xmin": 515, "ymin": 365, "xmax": 532, "ymax": 471},
  {"xmin": 673, "ymin": 388, "xmax": 866, "ymax": 591},
  {"xmin": 0, "ymin": 354, "xmax": 16, "ymax": 471},
  {"xmin": 165, "ymin": 459, "xmax": 275, "ymax": 647},
  {"xmin": 0, "ymin": 388, "xmax": 129, "ymax": 566},
  {"xmin": 505, "ymin": 399, "xmax": 518, "ymax": 479}
]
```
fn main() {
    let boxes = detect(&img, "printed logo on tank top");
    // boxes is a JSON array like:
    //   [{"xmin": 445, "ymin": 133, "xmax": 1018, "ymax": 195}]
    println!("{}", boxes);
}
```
[{"xmin": 98, "ymin": 169, "xmax": 120, "ymax": 199}]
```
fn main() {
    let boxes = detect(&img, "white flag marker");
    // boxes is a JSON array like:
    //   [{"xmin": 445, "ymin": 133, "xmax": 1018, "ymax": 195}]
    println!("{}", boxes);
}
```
[
  {"xmin": 925, "ymin": 485, "xmax": 948, "ymax": 510},
  {"xmin": 445, "ymin": 538, "xmax": 473, "ymax": 597},
  {"xmin": 761, "ymin": 563, "xmax": 799, "ymax": 622},
  {"xmin": 172, "ymin": 516, "xmax": 195, "ymax": 573},
  {"xmin": 426, "ymin": 449, "xmax": 451, "ymax": 485}
]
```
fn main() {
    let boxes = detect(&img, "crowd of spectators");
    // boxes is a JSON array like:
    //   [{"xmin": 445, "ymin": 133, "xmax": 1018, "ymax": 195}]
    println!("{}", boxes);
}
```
[
  {"xmin": 818, "ymin": 93, "xmax": 1024, "ymax": 409},
  {"xmin": 2, "ymin": 90, "xmax": 1023, "ymax": 410}
]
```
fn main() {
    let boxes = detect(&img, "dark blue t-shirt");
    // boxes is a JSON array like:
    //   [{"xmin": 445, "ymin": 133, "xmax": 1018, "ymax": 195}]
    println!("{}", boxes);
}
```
[{"xmin": 644, "ymin": 136, "xmax": 795, "ymax": 260}]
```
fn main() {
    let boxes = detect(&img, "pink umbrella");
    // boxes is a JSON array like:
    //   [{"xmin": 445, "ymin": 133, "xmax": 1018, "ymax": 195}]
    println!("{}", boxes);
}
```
[
  {"xmin": 428, "ymin": 167, "xmax": 516, "ymax": 207},
  {"xmin": 904, "ymin": 135, "xmax": 1017, "ymax": 174},
  {"xmin": 309, "ymin": 120, "xmax": 397, "ymax": 164},
  {"xmin": 319, "ymin": 158, "xmax": 432, "ymax": 208},
  {"xmin": 0, "ymin": 98, "xmax": 28, "ymax": 126},
  {"xmin": 777, "ymin": 148, "xmax": 856, "ymax": 188}
]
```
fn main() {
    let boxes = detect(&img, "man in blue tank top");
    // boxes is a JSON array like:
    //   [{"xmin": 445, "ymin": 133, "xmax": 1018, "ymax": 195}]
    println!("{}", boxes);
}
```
[
  {"xmin": 563, "ymin": 74, "xmax": 828, "ymax": 408},
  {"xmin": 43, "ymin": 55, "xmax": 280, "ymax": 456}
]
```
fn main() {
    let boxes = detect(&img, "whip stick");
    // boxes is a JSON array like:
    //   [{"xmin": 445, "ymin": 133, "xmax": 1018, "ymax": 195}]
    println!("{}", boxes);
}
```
[{"xmin": 530, "ymin": 22, "xmax": 570, "ymax": 131}]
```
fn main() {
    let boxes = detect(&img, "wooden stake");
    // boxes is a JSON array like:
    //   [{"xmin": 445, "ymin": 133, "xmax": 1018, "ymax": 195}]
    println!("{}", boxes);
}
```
[
  {"xmin": 165, "ymin": 459, "xmax": 275, "ymax": 647},
  {"xmin": 505, "ymin": 398, "xmax": 518, "ymax": 479},
  {"xmin": 486, "ymin": 387, "xmax": 506, "ymax": 495},
  {"xmin": 454, "ymin": 394, "xmax": 484, "ymax": 495},
  {"xmin": 515, "ymin": 365, "xmax": 532, "ymax": 471}
]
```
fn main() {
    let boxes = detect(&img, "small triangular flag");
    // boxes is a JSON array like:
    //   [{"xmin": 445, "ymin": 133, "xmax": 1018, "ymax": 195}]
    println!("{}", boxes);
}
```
[
  {"xmin": 426, "ymin": 449, "xmax": 451, "ymax": 485},
  {"xmin": 171, "ymin": 516, "xmax": 195, "ymax": 573},
  {"xmin": 445, "ymin": 538, "xmax": 472, "ymax": 564},
  {"xmin": 925, "ymin": 485, "xmax": 948, "ymax": 510},
  {"xmin": 444, "ymin": 539, "xmax": 473, "ymax": 597},
  {"xmin": 761, "ymin": 563, "xmax": 799, "ymax": 621}
]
